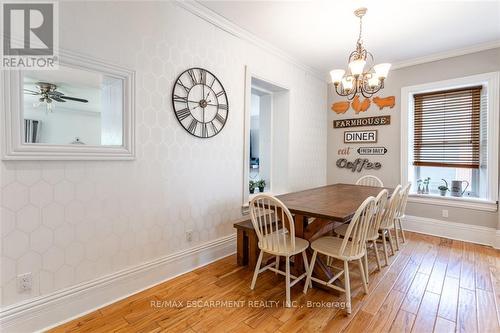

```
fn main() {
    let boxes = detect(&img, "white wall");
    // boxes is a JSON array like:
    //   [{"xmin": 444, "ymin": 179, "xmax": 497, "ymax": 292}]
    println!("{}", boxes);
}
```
[
  {"xmin": 23, "ymin": 109, "xmax": 101, "ymax": 145},
  {"xmin": 327, "ymin": 48, "xmax": 500, "ymax": 229},
  {"xmin": 0, "ymin": 0, "xmax": 327, "ymax": 312}
]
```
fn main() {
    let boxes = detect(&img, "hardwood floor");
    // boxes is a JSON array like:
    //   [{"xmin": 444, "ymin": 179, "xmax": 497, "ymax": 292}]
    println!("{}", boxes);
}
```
[{"xmin": 49, "ymin": 232, "xmax": 500, "ymax": 333}]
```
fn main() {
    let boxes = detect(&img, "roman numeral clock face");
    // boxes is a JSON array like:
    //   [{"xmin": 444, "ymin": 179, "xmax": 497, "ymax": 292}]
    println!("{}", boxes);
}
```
[{"xmin": 172, "ymin": 68, "xmax": 229, "ymax": 138}]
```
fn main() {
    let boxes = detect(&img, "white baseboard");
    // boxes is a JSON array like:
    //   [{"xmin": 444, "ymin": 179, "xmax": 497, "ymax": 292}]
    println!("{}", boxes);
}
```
[
  {"xmin": 403, "ymin": 215, "xmax": 499, "ymax": 249},
  {"xmin": 0, "ymin": 234, "xmax": 236, "ymax": 333}
]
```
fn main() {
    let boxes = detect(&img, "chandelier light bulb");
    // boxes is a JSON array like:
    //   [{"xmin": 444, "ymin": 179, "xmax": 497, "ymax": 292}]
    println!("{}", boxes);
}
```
[
  {"xmin": 348, "ymin": 59, "xmax": 366, "ymax": 76},
  {"xmin": 330, "ymin": 69, "xmax": 345, "ymax": 84},
  {"xmin": 368, "ymin": 76, "xmax": 380, "ymax": 88},
  {"xmin": 374, "ymin": 63, "xmax": 391, "ymax": 79},
  {"xmin": 342, "ymin": 77, "xmax": 354, "ymax": 91}
]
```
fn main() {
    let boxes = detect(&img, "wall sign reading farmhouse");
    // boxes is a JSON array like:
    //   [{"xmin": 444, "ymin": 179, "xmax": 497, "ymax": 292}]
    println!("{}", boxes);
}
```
[
  {"xmin": 344, "ymin": 130, "xmax": 377, "ymax": 143},
  {"xmin": 333, "ymin": 115, "xmax": 391, "ymax": 129},
  {"xmin": 357, "ymin": 147, "xmax": 388, "ymax": 155}
]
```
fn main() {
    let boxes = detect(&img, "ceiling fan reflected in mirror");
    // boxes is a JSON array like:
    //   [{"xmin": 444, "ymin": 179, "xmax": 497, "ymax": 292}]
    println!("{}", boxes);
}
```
[{"xmin": 24, "ymin": 82, "xmax": 89, "ymax": 112}]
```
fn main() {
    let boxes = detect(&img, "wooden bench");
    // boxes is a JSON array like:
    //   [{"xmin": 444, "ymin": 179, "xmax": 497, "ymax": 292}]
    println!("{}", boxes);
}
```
[
  {"xmin": 233, "ymin": 218, "xmax": 259, "ymax": 268},
  {"xmin": 233, "ymin": 214, "xmax": 285, "ymax": 268}
]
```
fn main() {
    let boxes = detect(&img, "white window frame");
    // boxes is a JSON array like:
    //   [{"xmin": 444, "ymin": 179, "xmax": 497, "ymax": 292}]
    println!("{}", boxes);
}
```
[{"xmin": 401, "ymin": 72, "xmax": 499, "ymax": 212}]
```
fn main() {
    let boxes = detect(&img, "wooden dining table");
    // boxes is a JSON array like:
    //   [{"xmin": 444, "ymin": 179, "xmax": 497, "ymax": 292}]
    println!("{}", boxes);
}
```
[{"xmin": 276, "ymin": 183, "xmax": 394, "ymax": 287}]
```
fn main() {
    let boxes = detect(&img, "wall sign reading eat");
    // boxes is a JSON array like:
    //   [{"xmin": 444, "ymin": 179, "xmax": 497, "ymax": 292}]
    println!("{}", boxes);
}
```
[
  {"xmin": 336, "ymin": 158, "xmax": 382, "ymax": 172},
  {"xmin": 344, "ymin": 130, "xmax": 377, "ymax": 143}
]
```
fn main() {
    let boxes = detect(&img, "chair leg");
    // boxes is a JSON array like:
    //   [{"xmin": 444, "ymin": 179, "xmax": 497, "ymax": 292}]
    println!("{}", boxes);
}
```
[
  {"xmin": 372, "ymin": 240, "xmax": 382, "ymax": 271},
  {"xmin": 398, "ymin": 218, "xmax": 406, "ymax": 243},
  {"xmin": 275, "ymin": 256, "xmax": 280, "ymax": 275},
  {"xmin": 251, "ymin": 250, "xmax": 264, "ymax": 290},
  {"xmin": 302, "ymin": 251, "xmax": 312, "ymax": 289},
  {"xmin": 358, "ymin": 259, "xmax": 369, "ymax": 294},
  {"xmin": 344, "ymin": 260, "xmax": 351, "ymax": 314},
  {"xmin": 382, "ymin": 232, "xmax": 389, "ymax": 266},
  {"xmin": 364, "ymin": 252, "xmax": 369, "ymax": 283},
  {"xmin": 394, "ymin": 219, "xmax": 400, "ymax": 251},
  {"xmin": 304, "ymin": 250, "xmax": 317, "ymax": 294},
  {"xmin": 285, "ymin": 256, "xmax": 291, "ymax": 307},
  {"xmin": 387, "ymin": 230, "xmax": 396, "ymax": 255}
]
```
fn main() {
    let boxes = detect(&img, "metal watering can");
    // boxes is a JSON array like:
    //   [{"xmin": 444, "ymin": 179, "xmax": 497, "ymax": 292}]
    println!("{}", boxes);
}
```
[{"xmin": 450, "ymin": 180, "xmax": 469, "ymax": 197}]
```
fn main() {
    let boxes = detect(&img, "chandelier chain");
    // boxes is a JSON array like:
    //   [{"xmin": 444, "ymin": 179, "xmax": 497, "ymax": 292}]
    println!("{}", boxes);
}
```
[{"xmin": 358, "ymin": 15, "xmax": 363, "ymax": 44}]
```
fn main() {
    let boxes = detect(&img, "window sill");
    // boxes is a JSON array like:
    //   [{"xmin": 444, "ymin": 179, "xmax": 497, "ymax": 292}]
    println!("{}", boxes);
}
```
[{"xmin": 408, "ymin": 193, "xmax": 498, "ymax": 212}]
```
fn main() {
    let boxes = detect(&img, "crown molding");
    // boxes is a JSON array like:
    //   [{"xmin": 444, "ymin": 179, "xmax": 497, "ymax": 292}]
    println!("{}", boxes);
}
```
[
  {"xmin": 174, "ymin": 0, "xmax": 327, "ymax": 82},
  {"xmin": 391, "ymin": 40, "xmax": 500, "ymax": 70}
]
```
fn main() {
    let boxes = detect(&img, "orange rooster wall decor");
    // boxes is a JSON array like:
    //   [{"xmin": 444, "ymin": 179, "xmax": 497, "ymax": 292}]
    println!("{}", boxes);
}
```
[
  {"xmin": 373, "ymin": 96, "xmax": 395, "ymax": 110},
  {"xmin": 331, "ymin": 101, "xmax": 350, "ymax": 114},
  {"xmin": 351, "ymin": 96, "xmax": 371, "ymax": 114}
]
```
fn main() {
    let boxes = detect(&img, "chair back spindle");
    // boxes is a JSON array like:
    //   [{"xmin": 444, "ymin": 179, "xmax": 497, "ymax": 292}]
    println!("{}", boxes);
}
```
[
  {"xmin": 356, "ymin": 175, "xmax": 384, "ymax": 187},
  {"xmin": 340, "ymin": 196, "xmax": 376, "ymax": 258},
  {"xmin": 397, "ymin": 183, "xmax": 411, "ymax": 218},
  {"xmin": 381, "ymin": 185, "xmax": 402, "ymax": 229},
  {"xmin": 250, "ymin": 194, "xmax": 295, "ymax": 253},
  {"xmin": 368, "ymin": 189, "xmax": 389, "ymax": 239}
]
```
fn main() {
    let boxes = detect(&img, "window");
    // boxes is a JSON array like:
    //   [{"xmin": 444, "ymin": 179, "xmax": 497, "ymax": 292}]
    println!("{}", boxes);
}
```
[{"xmin": 401, "ymin": 72, "xmax": 499, "ymax": 210}]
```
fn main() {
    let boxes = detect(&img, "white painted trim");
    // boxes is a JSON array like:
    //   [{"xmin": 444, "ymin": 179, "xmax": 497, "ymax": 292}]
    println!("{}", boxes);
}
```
[
  {"xmin": 408, "ymin": 194, "xmax": 498, "ymax": 212},
  {"xmin": 174, "ymin": 0, "xmax": 325, "ymax": 81},
  {"xmin": 1, "ymin": 49, "xmax": 136, "ymax": 160},
  {"xmin": 242, "ymin": 66, "xmax": 290, "ymax": 207},
  {"xmin": 392, "ymin": 40, "xmax": 500, "ymax": 70},
  {"xmin": 495, "ymin": 230, "xmax": 500, "ymax": 250},
  {"xmin": 0, "ymin": 234, "xmax": 236, "ymax": 333},
  {"xmin": 403, "ymin": 215, "xmax": 498, "ymax": 249},
  {"xmin": 400, "ymin": 72, "xmax": 500, "ymax": 202}
]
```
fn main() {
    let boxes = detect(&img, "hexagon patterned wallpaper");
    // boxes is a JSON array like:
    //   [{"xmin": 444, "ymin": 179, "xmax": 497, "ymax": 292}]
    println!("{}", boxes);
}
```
[{"xmin": 1, "ymin": 2, "xmax": 327, "ymax": 308}]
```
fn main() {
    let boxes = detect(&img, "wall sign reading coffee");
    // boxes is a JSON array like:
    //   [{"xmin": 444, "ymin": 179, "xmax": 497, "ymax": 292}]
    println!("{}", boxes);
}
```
[
  {"xmin": 333, "ymin": 115, "xmax": 391, "ymax": 129},
  {"xmin": 357, "ymin": 147, "xmax": 388, "ymax": 155},
  {"xmin": 336, "ymin": 158, "xmax": 382, "ymax": 172},
  {"xmin": 344, "ymin": 130, "xmax": 377, "ymax": 143}
]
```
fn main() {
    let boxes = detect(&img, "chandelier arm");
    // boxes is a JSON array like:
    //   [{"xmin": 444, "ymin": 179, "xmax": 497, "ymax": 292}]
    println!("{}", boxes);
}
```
[{"xmin": 334, "ymin": 85, "xmax": 351, "ymax": 97}]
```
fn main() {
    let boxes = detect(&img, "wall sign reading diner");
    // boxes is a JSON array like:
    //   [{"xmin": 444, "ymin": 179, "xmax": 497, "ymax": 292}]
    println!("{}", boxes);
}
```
[
  {"xmin": 333, "ymin": 115, "xmax": 390, "ymax": 129},
  {"xmin": 344, "ymin": 130, "xmax": 377, "ymax": 143}
]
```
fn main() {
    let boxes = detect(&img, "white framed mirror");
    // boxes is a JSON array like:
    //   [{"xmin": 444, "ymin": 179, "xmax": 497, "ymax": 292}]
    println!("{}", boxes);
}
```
[{"xmin": 1, "ymin": 51, "xmax": 135, "ymax": 160}]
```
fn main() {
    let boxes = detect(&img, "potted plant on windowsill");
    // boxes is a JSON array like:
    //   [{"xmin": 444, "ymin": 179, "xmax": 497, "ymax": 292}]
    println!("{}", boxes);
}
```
[
  {"xmin": 438, "ymin": 179, "xmax": 449, "ymax": 196},
  {"xmin": 249, "ymin": 180, "xmax": 256, "ymax": 194},
  {"xmin": 257, "ymin": 179, "xmax": 266, "ymax": 193}
]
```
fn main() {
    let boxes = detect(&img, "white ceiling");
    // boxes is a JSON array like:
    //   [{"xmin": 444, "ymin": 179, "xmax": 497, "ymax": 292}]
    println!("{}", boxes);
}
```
[{"xmin": 200, "ymin": 0, "xmax": 500, "ymax": 74}]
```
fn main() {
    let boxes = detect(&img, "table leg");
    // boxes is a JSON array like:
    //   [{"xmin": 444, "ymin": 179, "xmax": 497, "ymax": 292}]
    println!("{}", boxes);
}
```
[
  {"xmin": 248, "ymin": 231, "xmax": 259, "ymax": 269},
  {"xmin": 236, "ymin": 229, "xmax": 247, "ymax": 266},
  {"xmin": 293, "ymin": 214, "xmax": 306, "ymax": 275}
]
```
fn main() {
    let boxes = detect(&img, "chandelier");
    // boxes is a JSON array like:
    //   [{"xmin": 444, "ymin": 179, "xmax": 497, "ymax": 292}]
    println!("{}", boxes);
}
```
[{"xmin": 330, "ymin": 8, "xmax": 391, "ymax": 100}]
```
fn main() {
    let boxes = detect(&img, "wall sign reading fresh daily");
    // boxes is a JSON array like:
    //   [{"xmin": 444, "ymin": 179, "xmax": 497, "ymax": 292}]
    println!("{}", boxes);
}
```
[
  {"xmin": 333, "ymin": 115, "xmax": 390, "ymax": 129},
  {"xmin": 336, "ymin": 158, "xmax": 382, "ymax": 172},
  {"xmin": 357, "ymin": 147, "xmax": 388, "ymax": 155},
  {"xmin": 344, "ymin": 130, "xmax": 377, "ymax": 143}
]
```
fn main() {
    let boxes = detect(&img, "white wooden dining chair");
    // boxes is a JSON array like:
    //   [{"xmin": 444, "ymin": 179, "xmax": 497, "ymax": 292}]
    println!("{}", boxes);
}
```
[
  {"xmin": 356, "ymin": 175, "xmax": 384, "ymax": 187},
  {"xmin": 378, "ymin": 185, "xmax": 402, "ymax": 266},
  {"xmin": 303, "ymin": 196, "xmax": 376, "ymax": 314},
  {"xmin": 334, "ymin": 189, "xmax": 389, "ymax": 281},
  {"xmin": 249, "ymin": 194, "xmax": 310, "ymax": 307},
  {"xmin": 394, "ymin": 183, "xmax": 411, "ymax": 250}
]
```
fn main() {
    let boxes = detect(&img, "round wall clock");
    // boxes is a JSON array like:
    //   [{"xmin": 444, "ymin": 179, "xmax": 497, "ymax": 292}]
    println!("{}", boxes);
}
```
[{"xmin": 172, "ymin": 68, "xmax": 229, "ymax": 138}]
